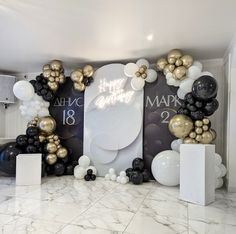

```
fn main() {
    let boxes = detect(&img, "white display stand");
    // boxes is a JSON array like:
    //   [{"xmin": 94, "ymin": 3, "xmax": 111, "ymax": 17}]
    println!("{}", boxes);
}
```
[
  {"xmin": 16, "ymin": 154, "xmax": 42, "ymax": 186},
  {"xmin": 180, "ymin": 144, "xmax": 215, "ymax": 206}
]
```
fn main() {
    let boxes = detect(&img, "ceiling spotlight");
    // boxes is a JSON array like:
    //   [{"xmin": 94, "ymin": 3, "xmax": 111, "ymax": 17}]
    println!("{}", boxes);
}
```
[{"xmin": 147, "ymin": 34, "xmax": 153, "ymax": 41}]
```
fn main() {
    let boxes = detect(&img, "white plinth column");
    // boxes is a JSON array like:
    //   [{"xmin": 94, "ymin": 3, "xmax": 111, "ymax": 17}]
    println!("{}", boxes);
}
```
[
  {"xmin": 16, "ymin": 154, "xmax": 42, "ymax": 186},
  {"xmin": 180, "ymin": 144, "xmax": 215, "ymax": 206}
]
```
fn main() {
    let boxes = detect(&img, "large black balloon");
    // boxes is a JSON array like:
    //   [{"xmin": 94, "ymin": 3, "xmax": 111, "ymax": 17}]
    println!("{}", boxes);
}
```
[
  {"xmin": 0, "ymin": 142, "xmax": 22, "ymax": 175},
  {"xmin": 203, "ymin": 99, "xmax": 219, "ymax": 116},
  {"xmin": 192, "ymin": 76, "xmax": 218, "ymax": 101},
  {"xmin": 190, "ymin": 110, "xmax": 205, "ymax": 120},
  {"xmin": 132, "ymin": 158, "xmax": 144, "ymax": 171},
  {"xmin": 16, "ymin": 135, "xmax": 28, "ymax": 148},
  {"xmin": 131, "ymin": 171, "xmax": 143, "ymax": 185},
  {"xmin": 26, "ymin": 127, "xmax": 39, "ymax": 137},
  {"xmin": 54, "ymin": 163, "xmax": 65, "ymax": 176},
  {"xmin": 142, "ymin": 169, "xmax": 151, "ymax": 182}
]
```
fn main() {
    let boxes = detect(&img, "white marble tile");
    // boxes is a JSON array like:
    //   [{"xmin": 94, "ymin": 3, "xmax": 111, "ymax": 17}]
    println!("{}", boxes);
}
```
[
  {"xmin": 58, "ymin": 224, "xmax": 122, "ymax": 234},
  {"xmin": 0, "ymin": 214, "xmax": 15, "ymax": 226},
  {"xmin": 28, "ymin": 201, "xmax": 88, "ymax": 224},
  {"xmin": 188, "ymin": 220, "xmax": 236, "ymax": 234},
  {"xmin": 71, "ymin": 206, "xmax": 134, "ymax": 232},
  {"xmin": 0, "ymin": 185, "xmax": 40, "ymax": 197},
  {"xmin": 0, "ymin": 196, "xmax": 12, "ymax": 204},
  {"xmin": 0, "ymin": 216, "xmax": 65, "ymax": 234},
  {"xmin": 0, "ymin": 198, "xmax": 41, "ymax": 216}
]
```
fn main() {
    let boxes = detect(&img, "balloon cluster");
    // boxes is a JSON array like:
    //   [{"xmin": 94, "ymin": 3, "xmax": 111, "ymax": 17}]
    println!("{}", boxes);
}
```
[
  {"xmin": 42, "ymin": 60, "xmax": 66, "ymax": 92},
  {"xmin": 124, "ymin": 59, "xmax": 157, "ymax": 91},
  {"xmin": 157, "ymin": 49, "xmax": 193, "ymax": 81},
  {"xmin": 84, "ymin": 169, "xmax": 96, "ymax": 181},
  {"xmin": 184, "ymin": 118, "xmax": 216, "ymax": 144},
  {"xmin": 125, "ymin": 158, "xmax": 151, "ymax": 185},
  {"xmin": 30, "ymin": 74, "xmax": 55, "ymax": 102},
  {"xmin": 71, "ymin": 65, "xmax": 94, "ymax": 92},
  {"xmin": 215, "ymin": 153, "xmax": 227, "ymax": 189},
  {"xmin": 105, "ymin": 168, "xmax": 129, "ymax": 184}
]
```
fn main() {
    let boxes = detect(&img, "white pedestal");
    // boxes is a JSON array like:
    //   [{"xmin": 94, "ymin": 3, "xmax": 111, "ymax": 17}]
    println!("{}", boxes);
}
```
[
  {"xmin": 180, "ymin": 144, "xmax": 215, "ymax": 206},
  {"xmin": 16, "ymin": 154, "xmax": 42, "ymax": 186}
]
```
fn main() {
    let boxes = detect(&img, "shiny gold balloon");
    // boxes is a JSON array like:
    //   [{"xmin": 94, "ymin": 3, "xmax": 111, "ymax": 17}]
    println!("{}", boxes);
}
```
[
  {"xmin": 50, "ymin": 60, "xmax": 62, "ymax": 71},
  {"xmin": 43, "ymin": 69, "xmax": 51, "ymax": 78},
  {"xmin": 210, "ymin": 129, "xmax": 217, "ymax": 141},
  {"xmin": 168, "ymin": 57, "xmax": 176, "ymax": 65},
  {"xmin": 47, "ymin": 81, "xmax": 59, "ymax": 91},
  {"xmin": 200, "ymin": 131, "xmax": 213, "ymax": 144},
  {"xmin": 38, "ymin": 116, "xmax": 56, "ymax": 135},
  {"xmin": 56, "ymin": 147, "xmax": 68, "ymax": 159},
  {"xmin": 202, "ymin": 125, "xmax": 209, "ymax": 131},
  {"xmin": 168, "ymin": 114, "xmax": 194, "ymax": 138},
  {"xmin": 46, "ymin": 154, "xmax": 57, "ymax": 165},
  {"xmin": 195, "ymin": 127, "xmax": 203, "ymax": 134},
  {"xmin": 74, "ymin": 82, "xmax": 85, "ymax": 92},
  {"xmin": 50, "ymin": 71, "xmax": 56, "ymax": 77},
  {"xmin": 46, "ymin": 143, "xmax": 57, "ymax": 153},
  {"xmin": 195, "ymin": 120, "xmax": 203, "ymax": 127},
  {"xmin": 43, "ymin": 64, "xmax": 50, "ymax": 71},
  {"xmin": 71, "ymin": 70, "xmax": 84, "ymax": 83},
  {"xmin": 83, "ymin": 65, "xmax": 94, "ymax": 77},
  {"xmin": 49, "ymin": 77, "xmax": 55, "ymax": 82},
  {"xmin": 141, "ymin": 73, "xmax": 147, "ymax": 79},
  {"xmin": 173, "ymin": 66, "xmax": 187, "ymax": 80},
  {"xmin": 189, "ymin": 131, "xmax": 197, "ymax": 139},
  {"xmin": 175, "ymin": 59, "xmax": 183, "ymax": 66},
  {"xmin": 184, "ymin": 137, "xmax": 197, "ymax": 144},
  {"xmin": 195, "ymin": 134, "xmax": 202, "ymax": 142},
  {"xmin": 181, "ymin": 55, "xmax": 193, "ymax": 68},
  {"xmin": 168, "ymin": 49, "xmax": 182, "ymax": 59},
  {"xmin": 156, "ymin": 58, "xmax": 168, "ymax": 71},
  {"xmin": 53, "ymin": 135, "xmax": 59, "ymax": 141},
  {"xmin": 39, "ymin": 135, "xmax": 46, "ymax": 143},
  {"xmin": 202, "ymin": 118, "xmax": 210, "ymax": 125},
  {"xmin": 164, "ymin": 64, "xmax": 175, "ymax": 75},
  {"xmin": 135, "ymin": 72, "xmax": 141, "ymax": 77}
]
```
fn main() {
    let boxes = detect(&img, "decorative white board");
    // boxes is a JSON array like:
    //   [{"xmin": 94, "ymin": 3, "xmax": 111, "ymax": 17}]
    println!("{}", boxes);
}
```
[{"xmin": 84, "ymin": 64, "xmax": 143, "ymax": 175}]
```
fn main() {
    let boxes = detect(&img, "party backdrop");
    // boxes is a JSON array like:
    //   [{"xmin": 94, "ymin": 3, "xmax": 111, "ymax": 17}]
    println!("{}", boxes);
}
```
[
  {"xmin": 144, "ymin": 72, "xmax": 181, "ymax": 172},
  {"xmin": 84, "ymin": 64, "xmax": 143, "ymax": 176},
  {"xmin": 49, "ymin": 78, "xmax": 84, "ymax": 163}
]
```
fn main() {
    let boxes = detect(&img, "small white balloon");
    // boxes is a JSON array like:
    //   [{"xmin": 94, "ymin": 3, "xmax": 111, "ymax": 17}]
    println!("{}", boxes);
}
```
[
  {"xmin": 13, "ymin": 80, "xmax": 34, "ymax": 101},
  {"xmin": 145, "ymin": 69, "xmax": 157, "ymax": 83},
  {"xmin": 177, "ymin": 88, "xmax": 187, "ymax": 100},
  {"xmin": 131, "ymin": 77, "xmax": 145, "ymax": 91},
  {"xmin": 192, "ymin": 61, "xmax": 203, "ymax": 71},
  {"xmin": 166, "ymin": 73, "xmax": 173, "ymax": 80},
  {"xmin": 219, "ymin": 164, "xmax": 227, "ymax": 177},
  {"xmin": 74, "ymin": 166, "xmax": 86, "ymax": 179},
  {"xmin": 116, "ymin": 176, "xmax": 121, "ymax": 183},
  {"xmin": 171, "ymin": 139, "xmax": 182, "ymax": 153},
  {"xmin": 215, "ymin": 153, "xmax": 222, "ymax": 166},
  {"xmin": 124, "ymin": 63, "xmax": 139, "ymax": 77},
  {"xmin": 120, "ymin": 176, "xmax": 128, "ymax": 184},
  {"xmin": 200, "ymin": 71, "xmax": 214, "ymax": 77},
  {"xmin": 120, "ymin": 171, "xmax": 126, "ymax": 177},
  {"xmin": 109, "ymin": 168, "xmax": 115, "ymax": 175},
  {"xmin": 38, "ymin": 108, "xmax": 49, "ymax": 117},
  {"xmin": 215, "ymin": 166, "xmax": 221, "ymax": 178},
  {"xmin": 78, "ymin": 155, "xmax": 91, "ymax": 169},
  {"xmin": 110, "ymin": 174, "xmax": 117, "ymax": 181},
  {"xmin": 105, "ymin": 174, "xmax": 110, "ymax": 180},
  {"xmin": 215, "ymin": 178, "xmax": 224, "ymax": 189},
  {"xmin": 86, "ymin": 166, "xmax": 97, "ymax": 175},
  {"xmin": 187, "ymin": 66, "xmax": 202, "ymax": 80},
  {"xmin": 179, "ymin": 78, "xmax": 194, "ymax": 93},
  {"xmin": 136, "ymin": 58, "xmax": 149, "ymax": 68}
]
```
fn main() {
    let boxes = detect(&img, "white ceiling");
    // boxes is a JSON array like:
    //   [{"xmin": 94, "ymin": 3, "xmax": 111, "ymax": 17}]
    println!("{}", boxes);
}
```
[{"xmin": 1, "ymin": 0, "xmax": 236, "ymax": 73}]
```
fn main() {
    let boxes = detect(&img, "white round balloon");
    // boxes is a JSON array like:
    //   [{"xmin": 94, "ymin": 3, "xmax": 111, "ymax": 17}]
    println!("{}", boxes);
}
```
[
  {"xmin": 192, "ymin": 61, "xmax": 203, "ymax": 71},
  {"xmin": 78, "ymin": 155, "xmax": 91, "ymax": 168},
  {"xmin": 131, "ymin": 77, "xmax": 145, "ymax": 91},
  {"xmin": 145, "ymin": 69, "xmax": 157, "ymax": 83},
  {"xmin": 74, "ymin": 166, "xmax": 86, "ymax": 179},
  {"xmin": 124, "ymin": 63, "xmax": 139, "ymax": 77},
  {"xmin": 219, "ymin": 164, "xmax": 227, "ymax": 177},
  {"xmin": 13, "ymin": 80, "xmax": 34, "ymax": 101},
  {"xmin": 215, "ymin": 166, "xmax": 221, "ymax": 178},
  {"xmin": 177, "ymin": 88, "xmax": 187, "ymax": 100},
  {"xmin": 151, "ymin": 150, "xmax": 180, "ymax": 186},
  {"xmin": 171, "ymin": 139, "xmax": 183, "ymax": 153},
  {"xmin": 215, "ymin": 153, "xmax": 222, "ymax": 166},
  {"xmin": 187, "ymin": 66, "xmax": 202, "ymax": 80},
  {"xmin": 179, "ymin": 79, "xmax": 194, "ymax": 93},
  {"xmin": 136, "ymin": 58, "xmax": 149, "ymax": 68},
  {"xmin": 215, "ymin": 178, "xmax": 223, "ymax": 189}
]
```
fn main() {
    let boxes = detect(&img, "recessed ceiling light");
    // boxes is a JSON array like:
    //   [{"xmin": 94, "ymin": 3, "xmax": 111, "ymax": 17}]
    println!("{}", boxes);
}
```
[{"xmin": 147, "ymin": 34, "xmax": 153, "ymax": 41}]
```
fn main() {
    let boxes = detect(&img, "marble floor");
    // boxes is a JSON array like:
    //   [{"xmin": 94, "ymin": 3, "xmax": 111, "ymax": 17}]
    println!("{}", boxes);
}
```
[{"xmin": 0, "ymin": 176, "xmax": 235, "ymax": 234}]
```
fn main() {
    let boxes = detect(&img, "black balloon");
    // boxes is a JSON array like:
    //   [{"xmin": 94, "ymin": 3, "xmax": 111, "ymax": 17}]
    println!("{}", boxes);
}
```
[
  {"xmin": 203, "ymin": 99, "xmax": 219, "ymax": 116},
  {"xmin": 84, "ymin": 174, "xmax": 91, "ymax": 181},
  {"xmin": 190, "ymin": 110, "xmax": 205, "ymax": 120},
  {"xmin": 192, "ymin": 75, "xmax": 218, "ymax": 101},
  {"xmin": 0, "ymin": 142, "xmax": 22, "ymax": 175},
  {"xmin": 125, "ymin": 168, "xmax": 133, "ymax": 179},
  {"xmin": 26, "ymin": 127, "xmax": 39, "ymax": 137},
  {"xmin": 142, "ymin": 169, "xmax": 151, "ymax": 182},
  {"xmin": 65, "ymin": 164, "xmax": 74, "ymax": 175},
  {"xmin": 91, "ymin": 174, "xmax": 96, "ymax": 181},
  {"xmin": 16, "ymin": 135, "xmax": 28, "ymax": 147},
  {"xmin": 26, "ymin": 145, "xmax": 37, "ymax": 153},
  {"xmin": 54, "ymin": 163, "xmax": 65, "ymax": 176},
  {"xmin": 131, "ymin": 171, "xmax": 143, "ymax": 185},
  {"xmin": 132, "ymin": 158, "xmax": 144, "ymax": 171},
  {"xmin": 87, "ymin": 169, "xmax": 93, "ymax": 175}
]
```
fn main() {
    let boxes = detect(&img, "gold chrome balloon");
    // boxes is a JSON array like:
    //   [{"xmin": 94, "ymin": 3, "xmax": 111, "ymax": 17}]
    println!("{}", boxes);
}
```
[
  {"xmin": 168, "ymin": 114, "xmax": 194, "ymax": 139},
  {"xmin": 173, "ymin": 66, "xmax": 187, "ymax": 80},
  {"xmin": 175, "ymin": 59, "xmax": 183, "ymax": 66},
  {"xmin": 202, "ymin": 125, "xmax": 209, "ymax": 131},
  {"xmin": 195, "ymin": 134, "xmax": 202, "ymax": 142},
  {"xmin": 56, "ymin": 147, "xmax": 68, "ymax": 159},
  {"xmin": 195, "ymin": 120, "xmax": 203, "ymax": 127},
  {"xmin": 168, "ymin": 49, "xmax": 182, "ymax": 59},
  {"xmin": 39, "ymin": 135, "xmax": 46, "ymax": 143},
  {"xmin": 38, "ymin": 116, "xmax": 56, "ymax": 135},
  {"xmin": 71, "ymin": 70, "xmax": 83, "ymax": 83},
  {"xmin": 43, "ymin": 69, "xmax": 51, "ymax": 78},
  {"xmin": 46, "ymin": 143, "xmax": 57, "ymax": 153},
  {"xmin": 202, "ymin": 118, "xmax": 210, "ymax": 125},
  {"xmin": 195, "ymin": 127, "xmax": 203, "ymax": 134},
  {"xmin": 189, "ymin": 131, "xmax": 197, "ymax": 139},
  {"xmin": 46, "ymin": 154, "xmax": 57, "ymax": 165},
  {"xmin": 168, "ymin": 57, "xmax": 176, "ymax": 65},
  {"xmin": 47, "ymin": 81, "xmax": 59, "ymax": 91},
  {"xmin": 74, "ymin": 82, "xmax": 85, "ymax": 92},
  {"xmin": 164, "ymin": 64, "xmax": 175, "ymax": 75},
  {"xmin": 156, "ymin": 58, "xmax": 168, "ymax": 71},
  {"xmin": 200, "ymin": 131, "xmax": 213, "ymax": 144},
  {"xmin": 181, "ymin": 55, "xmax": 193, "ymax": 68},
  {"xmin": 43, "ymin": 64, "xmax": 50, "ymax": 71},
  {"xmin": 184, "ymin": 137, "xmax": 197, "ymax": 144},
  {"xmin": 83, "ymin": 65, "xmax": 94, "ymax": 77},
  {"xmin": 50, "ymin": 60, "xmax": 62, "ymax": 71}
]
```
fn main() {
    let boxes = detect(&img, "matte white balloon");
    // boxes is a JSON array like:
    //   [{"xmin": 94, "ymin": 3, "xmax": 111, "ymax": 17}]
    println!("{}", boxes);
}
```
[
  {"xmin": 86, "ymin": 166, "xmax": 97, "ymax": 175},
  {"xmin": 215, "ymin": 178, "xmax": 223, "ymax": 189},
  {"xmin": 136, "ymin": 58, "xmax": 149, "ymax": 68},
  {"xmin": 120, "ymin": 176, "xmax": 128, "ymax": 184},
  {"xmin": 131, "ymin": 77, "xmax": 145, "ymax": 91},
  {"xmin": 13, "ymin": 80, "xmax": 34, "ymax": 101},
  {"xmin": 177, "ymin": 88, "xmax": 187, "ymax": 100},
  {"xmin": 110, "ymin": 174, "xmax": 117, "ymax": 181},
  {"xmin": 78, "ymin": 155, "xmax": 91, "ymax": 168},
  {"xmin": 215, "ymin": 153, "xmax": 222, "ymax": 166},
  {"xmin": 74, "ymin": 166, "xmax": 86, "ymax": 179},
  {"xmin": 124, "ymin": 63, "xmax": 139, "ymax": 77},
  {"xmin": 192, "ymin": 61, "xmax": 203, "ymax": 71},
  {"xmin": 200, "ymin": 71, "xmax": 214, "ymax": 77},
  {"xmin": 187, "ymin": 66, "xmax": 202, "ymax": 80},
  {"xmin": 145, "ymin": 69, "xmax": 157, "ymax": 83},
  {"xmin": 179, "ymin": 78, "xmax": 194, "ymax": 93},
  {"xmin": 120, "ymin": 171, "xmax": 126, "ymax": 177},
  {"xmin": 109, "ymin": 168, "xmax": 115, "ymax": 175},
  {"xmin": 171, "ymin": 139, "xmax": 182, "ymax": 153},
  {"xmin": 219, "ymin": 164, "xmax": 227, "ymax": 177},
  {"xmin": 166, "ymin": 73, "xmax": 173, "ymax": 80},
  {"xmin": 215, "ymin": 166, "xmax": 221, "ymax": 178},
  {"xmin": 116, "ymin": 176, "xmax": 121, "ymax": 183},
  {"xmin": 151, "ymin": 150, "xmax": 180, "ymax": 186}
]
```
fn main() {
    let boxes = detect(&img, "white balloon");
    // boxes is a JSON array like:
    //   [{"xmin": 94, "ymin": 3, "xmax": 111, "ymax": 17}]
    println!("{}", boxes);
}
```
[
  {"xmin": 131, "ymin": 77, "xmax": 145, "ymax": 91},
  {"xmin": 166, "ymin": 73, "xmax": 173, "ymax": 80},
  {"xmin": 105, "ymin": 174, "xmax": 110, "ymax": 180},
  {"xmin": 171, "ymin": 139, "xmax": 182, "ymax": 153},
  {"xmin": 78, "ymin": 155, "xmax": 91, "ymax": 168},
  {"xmin": 13, "ymin": 80, "xmax": 34, "ymax": 101},
  {"xmin": 74, "ymin": 166, "xmax": 86, "ymax": 179},
  {"xmin": 38, "ymin": 108, "xmax": 49, "ymax": 117},
  {"xmin": 110, "ymin": 174, "xmax": 117, "ymax": 181},
  {"xmin": 136, "ymin": 58, "xmax": 149, "ymax": 68},
  {"xmin": 145, "ymin": 69, "xmax": 157, "ymax": 83},
  {"xmin": 124, "ymin": 63, "xmax": 139, "ymax": 77},
  {"xmin": 167, "ymin": 77, "xmax": 181, "ymax": 87},
  {"xmin": 219, "ymin": 164, "xmax": 227, "ymax": 177},
  {"xmin": 119, "ymin": 171, "xmax": 126, "ymax": 177},
  {"xmin": 200, "ymin": 71, "xmax": 214, "ymax": 77},
  {"xmin": 187, "ymin": 66, "xmax": 202, "ymax": 80},
  {"xmin": 179, "ymin": 78, "xmax": 194, "ymax": 93},
  {"xmin": 116, "ymin": 176, "xmax": 121, "ymax": 183},
  {"xmin": 151, "ymin": 150, "xmax": 180, "ymax": 186},
  {"xmin": 215, "ymin": 166, "xmax": 221, "ymax": 178},
  {"xmin": 120, "ymin": 176, "xmax": 129, "ymax": 184},
  {"xmin": 109, "ymin": 168, "xmax": 115, "ymax": 175},
  {"xmin": 86, "ymin": 166, "xmax": 97, "ymax": 175},
  {"xmin": 192, "ymin": 61, "xmax": 203, "ymax": 71},
  {"xmin": 215, "ymin": 153, "xmax": 222, "ymax": 166},
  {"xmin": 215, "ymin": 178, "xmax": 223, "ymax": 189},
  {"xmin": 177, "ymin": 88, "xmax": 187, "ymax": 100}
]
